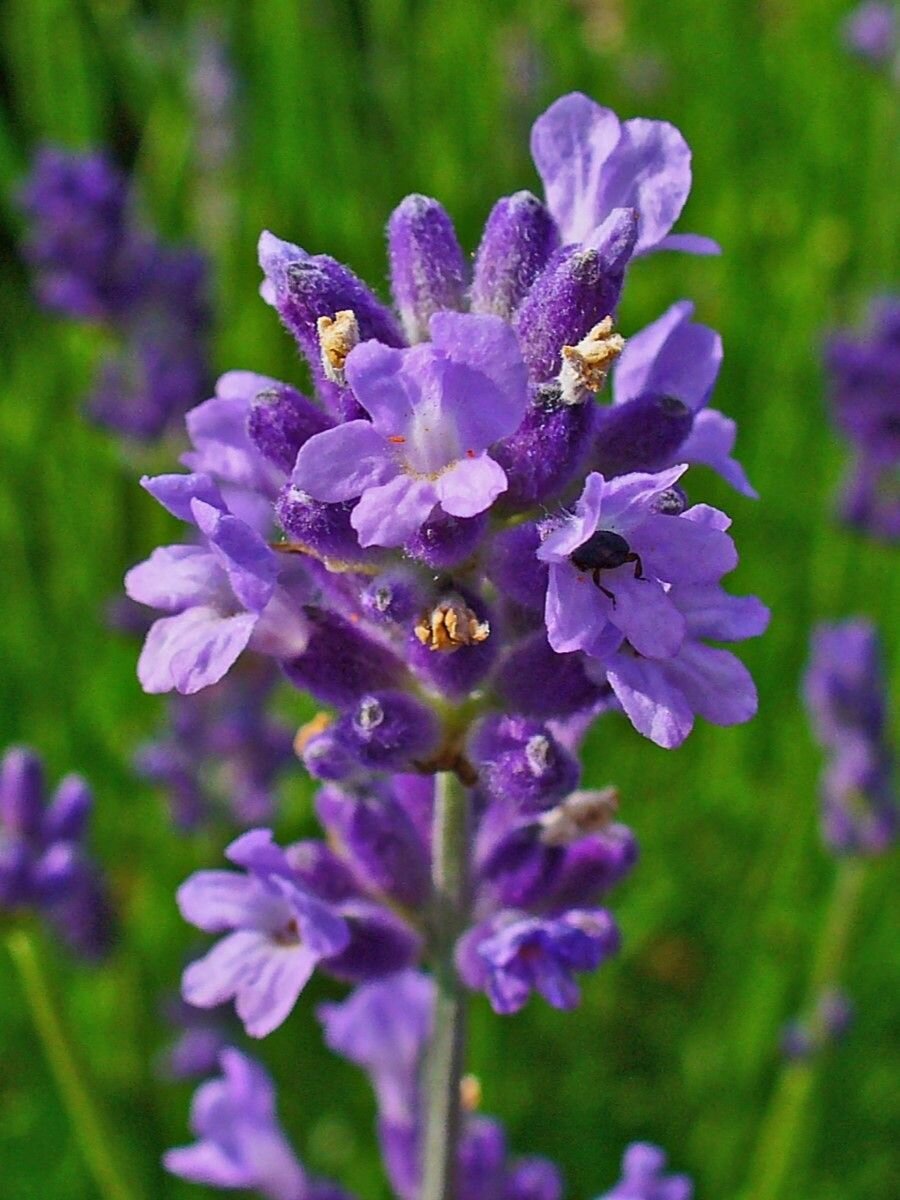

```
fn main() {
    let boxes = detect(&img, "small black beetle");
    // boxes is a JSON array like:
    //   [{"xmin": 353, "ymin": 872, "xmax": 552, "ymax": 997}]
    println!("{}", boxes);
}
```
[{"xmin": 569, "ymin": 529, "xmax": 643, "ymax": 604}]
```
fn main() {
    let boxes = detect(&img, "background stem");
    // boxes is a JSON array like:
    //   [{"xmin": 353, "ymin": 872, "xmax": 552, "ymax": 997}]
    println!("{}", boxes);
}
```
[
  {"xmin": 742, "ymin": 858, "xmax": 868, "ymax": 1200},
  {"xmin": 6, "ymin": 927, "xmax": 140, "ymax": 1200},
  {"xmin": 421, "ymin": 770, "xmax": 471, "ymax": 1200}
]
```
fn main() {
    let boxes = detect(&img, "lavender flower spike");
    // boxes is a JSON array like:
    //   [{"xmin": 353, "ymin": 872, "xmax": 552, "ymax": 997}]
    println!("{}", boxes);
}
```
[
  {"xmin": 178, "ymin": 830, "xmax": 349, "ymax": 1037},
  {"xmin": 164, "ymin": 1048, "xmax": 355, "ymax": 1200},
  {"xmin": 293, "ymin": 312, "xmax": 529, "ymax": 546},
  {"xmin": 530, "ymin": 92, "xmax": 719, "ymax": 256},
  {"xmin": 597, "ymin": 1142, "xmax": 693, "ymax": 1200}
]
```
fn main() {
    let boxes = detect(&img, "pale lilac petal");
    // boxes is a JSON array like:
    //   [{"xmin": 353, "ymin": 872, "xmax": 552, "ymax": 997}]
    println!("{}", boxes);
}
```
[
  {"xmin": 249, "ymin": 589, "xmax": 311, "ymax": 660},
  {"xmin": 137, "ymin": 607, "xmax": 256, "ymax": 695},
  {"xmin": 537, "ymin": 474, "xmax": 607, "ymax": 561},
  {"xmin": 182, "ymin": 930, "xmax": 273, "ymax": 1009},
  {"xmin": 177, "ymin": 871, "xmax": 286, "ymax": 934},
  {"xmin": 530, "ymin": 93, "xmax": 622, "ymax": 245},
  {"xmin": 544, "ymin": 563, "xmax": 614, "ymax": 654},
  {"xmin": 604, "ymin": 573, "xmax": 685, "ymax": 658},
  {"xmin": 614, "ymin": 301, "xmax": 722, "ymax": 411},
  {"xmin": 673, "ymin": 585, "xmax": 771, "ymax": 642},
  {"xmin": 664, "ymin": 642, "xmax": 758, "ymax": 726},
  {"xmin": 344, "ymin": 340, "xmax": 416, "ymax": 431},
  {"xmin": 653, "ymin": 233, "xmax": 722, "ymax": 255},
  {"xmin": 350, "ymin": 475, "xmax": 438, "ymax": 547},
  {"xmin": 436, "ymin": 454, "xmax": 508, "ymax": 517},
  {"xmin": 681, "ymin": 502, "xmax": 732, "ymax": 532},
  {"xmin": 234, "ymin": 944, "xmax": 318, "ymax": 1038},
  {"xmin": 292, "ymin": 421, "xmax": 397, "ymax": 503},
  {"xmin": 679, "ymin": 409, "xmax": 758, "ymax": 497},
  {"xmin": 600, "ymin": 118, "xmax": 692, "ymax": 255},
  {"xmin": 629, "ymin": 513, "xmax": 737, "ymax": 582},
  {"xmin": 141, "ymin": 472, "xmax": 225, "ymax": 523},
  {"xmin": 125, "ymin": 545, "xmax": 226, "ymax": 611},
  {"xmin": 164, "ymin": 1141, "xmax": 249, "ymax": 1189},
  {"xmin": 429, "ymin": 312, "xmax": 529, "ymax": 442},
  {"xmin": 191, "ymin": 500, "xmax": 278, "ymax": 613},
  {"xmin": 606, "ymin": 656, "xmax": 695, "ymax": 748},
  {"xmin": 274, "ymin": 880, "xmax": 350, "ymax": 958},
  {"xmin": 600, "ymin": 464, "xmax": 688, "ymax": 531}
]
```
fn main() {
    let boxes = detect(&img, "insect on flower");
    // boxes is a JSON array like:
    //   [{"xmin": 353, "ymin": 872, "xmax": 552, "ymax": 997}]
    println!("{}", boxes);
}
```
[{"xmin": 569, "ymin": 529, "xmax": 644, "ymax": 604}]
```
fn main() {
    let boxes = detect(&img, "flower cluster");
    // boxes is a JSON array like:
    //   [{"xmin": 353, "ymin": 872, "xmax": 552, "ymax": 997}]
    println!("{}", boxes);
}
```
[
  {"xmin": 120, "ymin": 91, "xmax": 754, "ymax": 1195},
  {"xmin": 19, "ymin": 147, "xmax": 210, "ymax": 440},
  {"xmin": 0, "ymin": 746, "xmax": 112, "ymax": 959},
  {"xmin": 596, "ymin": 1143, "xmax": 693, "ymax": 1200},
  {"xmin": 842, "ymin": 1, "xmax": 897, "ymax": 66},
  {"xmin": 823, "ymin": 296, "xmax": 900, "ymax": 541},
  {"xmin": 804, "ymin": 619, "xmax": 896, "ymax": 854}
]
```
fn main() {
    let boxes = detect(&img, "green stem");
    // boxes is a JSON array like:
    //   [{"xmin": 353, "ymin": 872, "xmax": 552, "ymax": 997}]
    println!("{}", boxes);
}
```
[
  {"xmin": 422, "ymin": 770, "xmax": 471, "ymax": 1200},
  {"xmin": 6, "ymin": 927, "xmax": 140, "ymax": 1200},
  {"xmin": 742, "ymin": 858, "xmax": 867, "ymax": 1200}
]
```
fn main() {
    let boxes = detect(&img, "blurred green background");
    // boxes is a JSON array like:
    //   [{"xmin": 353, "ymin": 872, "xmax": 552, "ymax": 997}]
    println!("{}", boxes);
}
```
[{"xmin": 0, "ymin": 0, "xmax": 898, "ymax": 1197}]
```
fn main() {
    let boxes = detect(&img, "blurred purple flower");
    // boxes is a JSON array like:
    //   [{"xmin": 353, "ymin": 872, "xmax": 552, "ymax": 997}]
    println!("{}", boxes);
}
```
[
  {"xmin": 842, "ymin": 2, "xmax": 897, "ymax": 64},
  {"xmin": 597, "ymin": 1142, "xmax": 692, "ymax": 1200}
]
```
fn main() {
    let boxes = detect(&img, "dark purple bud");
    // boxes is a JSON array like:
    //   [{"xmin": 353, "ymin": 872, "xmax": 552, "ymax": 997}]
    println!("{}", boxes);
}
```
[
  {"xmin": 459, "ymin": 1116, "xmax": 506, "ymax": 1200},
  {"xmin": 379, "ymin": 1118, "xmax": 419, "ymax": 1200},
  {"xmin": 276, "ymin": 484, "xmax": 385, "ymax": 565},
  {"xmin": 0, "ymin": 747, "xmax": 45, "ymax": 839},
  {"xmin": 404, "ymin": 508, "xmax": 488, "ymax": 570},
  {"xmin": 344, "ymin": 692, "xmax": 441, "ymax": 772},
  {"xmin": 492, "ymin": 384, "xmax": 595, "ymax": 508},
  {"xmin": 316, "ymin": 785, "xmax": 431, "ymax": 908},
  {"xmin": 247, "ymin": 383, "xmax": 331, "ymax": 475},
  {"xmin": 43, "ymin": 774, "xmax": 93, "ymax": 843},
  {"xmin": 390, "ymin": 773, "xmax": 435, "ymax": 850},
  {"xmin": 495, "ymin": 634, "xmax": 605, "ymax": 719},
  {"xmin": 505, "ymin": 1158, "xmax": 565, "ymax": 1200},
  {"xmin": 49, "ymin": 865, "xmax": 114, "ymax": 961},
  {"xmin": 470, "ymin": 716, "xmax": 579, "ymax": 812},
  {"xmin": 593, "ymin": 393, "xmax": 693, "ymax": 477},
  {"xmin": 32, "ymin": 843, "xmax": 82, "ymax": 904},
  {"xmin": 388, "ymin": 194, "xmax": 469, "ymax": 343},
  {"xmin": 544, "ymin": 825, "xmax": 638, "ymax": 908},
  {"xmin": 323, "ymin": 900, "xmax": 421, "ymax": 981},
  {"xmin": 361, "ymin": 572, "xmax": 424, "ymax": 626},
  {"xmin": 0, "ymin": 838, "xmax": 32, "ymax": 906},
  {"xmin": 301, "ymin": 726, "xmax": 360, "ymax": 782},
  {"xmin": 283, "ymin": 609, "xmax": 408, "ymax": 705},
  {"xmin": 487, "ymin": 524, "xmax": 548, "ymax": 611},
  {"xmin": 284, "ymin": 840, "xmax": 361, "ymax": 903},
  {"xmin": 470, "ymin": 191, "xmax": 559, "ymax": 320},
  {"xmin": 476, "ymin": 819, "xmax": 564, "ymax": 910},
  {"xmin": 514, "ymin": 210, "xmax": 637, "ymax": 382}
]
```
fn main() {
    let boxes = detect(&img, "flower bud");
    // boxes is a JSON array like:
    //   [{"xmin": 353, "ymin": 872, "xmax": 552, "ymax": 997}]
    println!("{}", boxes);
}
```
[
  {"xmin": 505, "ymin": 1159, "xmax": 564, "ymax": 1200},
  {"xmin": 407, "ymin": 592, "xmax": 496, "ymax": 700},
  {"xmin": 283, "ymin": 839, "xmax": 361, "ymax": 903},
  {"xmin": 593, "ymin": 392, "xmax": 693, "ymax": 476},
  {"xmin": 0, "ymin": 837, "xmax": 31, "ymax": 906},
  {"xmin": 33, "ymin": 842, "xmax": 82, "ymax": 903},
  {"xmin": 495, "ymin": 634, "xmax": 605, "ymax": 720},
  {"xmin": 459, "ymin": 1117, "xmax": 506, "ymax": 1198},
  {"xmin": 514, "ymin": 208, "xmax": 637, "ymax": 383},
  {"xmin": 470, "ymin": 716, "xmax": 579, "ymax": 812},
  {"xmin": 470, "ymin": 191, "xmax": 559, "ymax": 319},
  {"xmin": 492, "ymin": 383, "xmax": 595, "ymax": 508},
  {"xmin": 0, "ymin": 746, "xmax": 45, "ymax": 839},
  {"xmin": 544, "ymin": 825, "xmax": 638, "ymax": 908},
  {"xmin": 360, "ymin": 572, "xmax": 423, "ymax": 626},
  {"xmin": 345, "ymin": 692, "xmax": 441, "ymax": 772},
  {"xmin": 322, "ymin": 900, "xmax": 421, "ymax": 981},
  {"xmin": 388, "ymin": 194, "xmax": 468, "ymax": 343},
  {"xmin": 283, "ymin": 609, "xmax": 408, "ymax": 706},
  {"xmin": 42, "ymin": 774, "xmax": 94, "ymax": 843},
  {"xmin": 247, "ymin": 383, "xmax": 331, "ymax": 475},
  {"xmin": 487, "ymin": 524, "xmax": 548, "ymax": 611},
  {"xmin": 404, "ymin": 509, "xmax": 488, "ymax": 570},
  {"xmin": 275, "ymin": 485, "xmax": 383, "ymax": 565}
]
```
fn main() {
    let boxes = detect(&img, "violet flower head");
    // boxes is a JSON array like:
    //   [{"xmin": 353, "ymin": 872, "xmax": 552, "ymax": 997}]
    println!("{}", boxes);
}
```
[
  {"xmin": 530, "ymin": 92, "xmax": 719, "ymax": 256},
  {"xmin": 164, "ymin": 1048, "xmax": 354, "ymax": 1200},
  {"xmin": 804, "ymin": 619, "xmax": 896, "ymax": 854},
  {"xmin": 842, "ymin": 2, "xmax": 897, "ymax": 64},
  {"xmin": 597, "ymin": 1142, "xmax": 693, "ymax": 1200},
  {"xmin": 178, "ymin": 830, "xmax": 350, "ymax": 1037},
  {"xmin": 292, "ymin": 312, "xmax": 529, "ymax": 547},
  {"xmin": 824, "ymin": 296, "xmax": 900, "ymax": 541},
  {"xmin": 125, "ymin": 473, "xmax": 311, "ymax": 694},
  {"xmin": 0, "ymin": 746, "xmax": 113, "ymax": 959}
]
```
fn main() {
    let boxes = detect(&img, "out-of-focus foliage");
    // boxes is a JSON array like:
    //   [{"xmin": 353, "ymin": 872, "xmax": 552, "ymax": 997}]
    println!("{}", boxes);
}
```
[{"xmin": 0, "ymin": 1, "xmax": 897, "ymax": 1197}]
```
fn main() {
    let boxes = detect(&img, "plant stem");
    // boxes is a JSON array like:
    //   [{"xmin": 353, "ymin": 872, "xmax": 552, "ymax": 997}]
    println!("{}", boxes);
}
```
[
  {"xmin": 422, "ymin": 769, "xmax": 471, "ymax": 1200},
  {"xmin": 742, "ymin": 858, "xmax": 867, "ymax": 1200},
  {"xmin": 6, "ymin": 926, "xmax": 140, "ymax": 1200}
]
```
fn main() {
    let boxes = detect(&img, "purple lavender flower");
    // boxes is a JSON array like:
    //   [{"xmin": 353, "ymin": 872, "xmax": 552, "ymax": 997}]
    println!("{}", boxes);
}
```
[
  {"xmin": 607, "ymin": 300, "xmax": 757, "ymax": 495},
  {"xmin": 164, "ymin": 1048, "xmax": 354, "ymax": 1200},
  {"xmin": 459, "ymin": 908, "xmax": 620, "ymax": 1014},
  {"xmin": 537, "ymin": 467, "xmax": 739, "ymax": 662},
  {"xmin": 292, "ymin": 312, "xmax": 529, "ymax": 546},
  {"xmin": 597, "ymin": 1142, "xmax": 693, "ymax": 1200},
  {"xmin": 824, "ymin": 296, "xmax": 900, "ymax": 541},
  {"xmin": 530, "ymin": 92, "xmax": 718, "ymax": 256},
  {"xmin": 158, "ymin": 993, "xmax": 233, "ymax": 1081},
  {"xmin": 843, "ymin": 2, "xmax": 897, "ymax": 64},
  {"xmin": 0, "ymin": 746, "xmax": 113, "ymax": 959},
  {"xmin": 804, "ymin": 620, "xmax": 896, "ymax": 853},
  {"xmin": 178, "ymin": 830, "xmax": 350, "ymax": 1037},
  {"xmin": 125, "ymin": 473, "xmax": 311, "ymax": 694}
]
